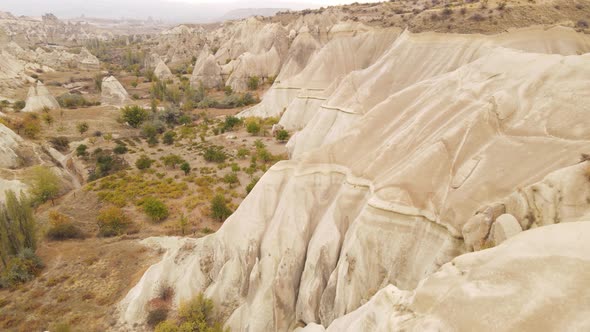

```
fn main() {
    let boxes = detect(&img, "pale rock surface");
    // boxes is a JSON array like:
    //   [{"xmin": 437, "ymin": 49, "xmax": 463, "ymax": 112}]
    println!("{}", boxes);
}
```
[
  {"xmin": 101, "ymin": 76, "xmax": 130, "ymax": 106},
  {"xmin": 21, "ymin": 81, "xmax": 60, "ymax": 112},
  {"xmin": 119, "ymin": 27, "xmax": 590, "ymax": 332},
  {"xmin": 153, "ymin": 59, "xmax": 173, "ymax": 80},
  {"xmin": 241, "ymin": 26, "xmax": 400, "ymax": 118},
  {"xmin": 299, "ymin": 222, "xmax": 590, "ymax": 332},
  {"xmin": 286, "ymin": 27, "xmax": 590, "ymax": 158},
  {"xmin": 0, "ymin": 123, "xmax": 22, "ymax": 168},
  {"xmin": 190, "ymin": 51, "xmax": 223, "ymax": 89},
  {"xmin": 491, "ymin": 214, "xmax": 522, "ymax": 245}
]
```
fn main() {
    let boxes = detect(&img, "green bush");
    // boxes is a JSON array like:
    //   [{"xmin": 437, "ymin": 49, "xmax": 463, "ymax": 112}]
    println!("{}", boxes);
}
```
[
  {"xmin": 275, "ymin": 129, "xmax": 289, "ymax": 142},
  {"xmin": 162, "ymin": 154, "xmax": 185, "ymax": 169},
  {"xmin": 121, "ymin": 105, "xmax": 149, "ymax": 128},
  {"xmin": 155, "ymin": 293, "xmax": 226, "ymax": 332},
  {"xmin": 27, "ymin": 165, "xmax": 61, "ymax": 204},
  {"xmin": 246, "ymin": 121, "xmax": 261, "ymax": 135},
  {"xmin": 97, "ymin": 206, "xmax": 131, "ymax": 237},
  {"xmin": 0, "ymin": 248, "xmax": 44, "ymax": 289},
  {"xmin": 142, "ymin": 197, "xmax": 169, "ymax": 222},
  {"xmin": 0, "ymin": 190, "xmax": 38, "ymax": 286},
  {"xmin": 223, "ymin": 172, "xmax": 239, "ymax": 188},
  {"xmin": 210, "ymin": 194, "xmax": 232, "ymax": 222},
  {"xmin": 180, "ymin": 162, "xmax": 191, "ymax": 175},
  {"xmin": 246, "ymin": 177, "xmax": 259, "ymax": 194},
  {"xmin": 57, "ymin": 93, "xmax": 97, "ymax": 109},
  {"xmin": 76, "ymin": 144, "xmax": 88, "ymax": 157},
  {"xmin": 222, "ymin": 115, "xmax": 241, "ymax": 132},
  {"xmin": 113, "ymin": 144, "xmax": 128, "ymax": 154},
  {"xmin": 247, "ymin": 76, "xmax": 260, "ymax": 90},
  {"xmin": 136, "ymin": 155, "xmax": 153, "ymax": 170},
  {"xmin": 77, "ymin": 122, "xmax": 89, "ymax": 135},
  {"xmin": 163, "ymin": 131, "xmax": 175, "ymax": 145},
  {"xmin": 204, "ymin": 146, "xmax": 227, "ymax": 163}
]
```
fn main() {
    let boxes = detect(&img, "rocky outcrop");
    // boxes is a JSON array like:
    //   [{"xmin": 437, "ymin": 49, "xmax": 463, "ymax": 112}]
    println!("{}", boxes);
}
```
[
  {"xmin": 0, "ymin": 123, "xmax": 22, "ymax": 168},
  {"xmin": 298, "ymin": 221, "xmax": 590, "ymax": 332},
  {"xmin": 21, "ymin": 81, "xmax": 60, "ymax": 112},
  {"xmin": 190, "ymin": 50, "xmax": 222, "ymax": 89},
  {"xmin": 153, "ymin": 59, "xmax": 173, "ymax": 80},
  {"xmin": 119, "ymin": 26, "xmax": 590, "ymax": 331},
  {"xmin": 100, "ymin": 76, "xmax": 130, "ymax": 106}
]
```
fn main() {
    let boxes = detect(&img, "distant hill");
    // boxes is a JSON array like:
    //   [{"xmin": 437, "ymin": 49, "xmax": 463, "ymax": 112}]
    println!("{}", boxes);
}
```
[{"xmin": 218, "ymin": 8, "xmax": 290, "ymax": 21}]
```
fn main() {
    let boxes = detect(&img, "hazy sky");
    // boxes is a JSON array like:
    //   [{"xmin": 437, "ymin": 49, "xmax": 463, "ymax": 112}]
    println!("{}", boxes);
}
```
[{"xmin": 1, "ymin": 0, "xmax": 384, "ymax": 22}]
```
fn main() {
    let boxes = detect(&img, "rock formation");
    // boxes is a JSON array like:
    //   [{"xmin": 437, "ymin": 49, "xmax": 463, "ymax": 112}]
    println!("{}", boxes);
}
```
[
  {"xmin": 190, "ymin": 51, "xmax": 223, "ymax": 89},
  {"xmin": 21, "ymin": 81, "xmax": 60, "ymax": 112},
  {"xmin": 100, "ymin": 76, "xmax": 130, "ymax": 106},
  {"xmin": 0, "ymin": 123, "xmax": 22, "ymax": 169},
  {"xmin": 297, "ymin": 221, "xmax": 590, "ymax": 332},
  {"xmin": 153, "ymin": 59, "xmax": 173, "ymax": 80},
  {"xmin": 118, "ymin": 24, "xmax": 590, "ymax": 332}
]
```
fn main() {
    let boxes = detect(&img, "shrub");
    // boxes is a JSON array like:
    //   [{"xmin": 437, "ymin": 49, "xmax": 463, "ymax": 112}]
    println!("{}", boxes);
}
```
[
  {"xmin": 96, "ymin": 206, "xmax": 131, "ymax": 237},
  {"xmin": 246, "ymin": 177, "xmax": 259, "ymax": 194},
  {"xmin": 247, "ymin": 76, "xmax": 260, "ymax": 90},
  {"xmin": 204, "ymin": 146, "xmax": 227, "ymax": 163},
  {"xmin": 27, "ymin": 165, "xmax": 61, "ymax": 204},
  {"xmin": 50, "ymin": 136, "xmax": 70, "ymax": 152},
  {"xmin": 121, "ymin": 105, "xmax": 149, "ymax": 128},
  {"xmin": 0, "ymin": 191, "xmax": 37, "ymax": 278},
  {"xmin": 147, "ymin": 308, "xmax": 169, "ymax": 328},
  {"xmin": 180, "ymin": 162, "xmax": 191, "ymax": 175},
  {"xmin": 136, "ymin": 155, "xmax": 153, "ymax": 170},
  {"xmin": 13, "ymin": 100, "xmax": 26, "ymax": 111},
  {"xmin": 223, "ymin": 172, "xmax": 239, "ymax": 188},
  {"xmin": 163, "ymin": 131, "xmax": 175, "ymax": 145},
  {"xmin": 77, "ymin": 122, "xmax": 89, "ymax": 135},
  {"xmin": 237, "ymin": 148, "xmax": 249, "ymax": 159},
  {"xmin": 0, "ymin": 248, "xmax": 44, "ymax": 289},
  {"xmin": 22, "ymin": 114, "xmax": 41, "ymax": 138},
  {"xmin": 246, "ymin": 121, "xmax": 261, "ymax": 135},
  {"xmin": 162, "ymin": 154, "xmax": 185, "ymax": 168},
  {"xmin": 223, "ymin": 85, "xmax": 233, "ymax": 96},
  {"xmin": 94, "ymin": 74, "xmax": 103, "ymax": 92},
  {"xmin": 142, "ymin": 197, "xmax": 169, "ymax": 222},
  {"xmin": 57, "ymin": 93, "xmax": 96, "ymax": 108},
  {"xmin": 577, "ymin": 20, "xmax": 589, "ymax": 29},
  {"xmin": 223, "ymin": 115, "xmax": 242, "ymax": 132},
  {"xmin": 76, "ymin": 144, "xmax": 88, "ymax": 157},
  {"xmin": 46, "ymin": 211, "xmax": 83, "ymax": 240},
  {"xmin": 113, "ymin": 144, "xmax": 128, "ymax": 154},
  {"xmin": 210, "ymin": 194, "xmax": 232, "ymax": 221},
  {"xmin": 275, "ymin": 129, "xmax": 289, "ymax": 142}
]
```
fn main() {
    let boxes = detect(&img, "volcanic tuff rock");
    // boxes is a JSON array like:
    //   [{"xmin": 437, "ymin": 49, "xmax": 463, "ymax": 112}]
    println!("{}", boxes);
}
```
[
  {"xmin": 21, "ymin": 81, "xmax": 60, "ymax": 112},
  {"xmin": 0, "ymin": 124, "xmax": 23, "ymax": 169},
  {"xmin": 153, "ymin": 59, "xmax": 173, "ymax": 80},
  {"xmin": 297, "ymin": 222, "xmax": 590, "ymax": 332},
  {"xmin": 100, "ymin": 76, "xmax": 130, "ymax": 106},
  {"xmin": 119, "ymin": 23, "xmax": 590, "ymax": 331}
]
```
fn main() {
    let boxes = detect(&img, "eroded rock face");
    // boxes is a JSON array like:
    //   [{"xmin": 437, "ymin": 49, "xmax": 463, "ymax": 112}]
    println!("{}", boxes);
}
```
[
  {"xmin": 190, "ymin": 51, "xmax": 223, "ymax": 89},
  {"xmin": 300, "ymin": 222, "xmax": 590, "ymax": 332},
  {"xmin": 0, "ymin": 124, "xmax": 23, "ymax": 169},
  {"xmin": 119, "ymin": 26, "xmax": 590, "ymax": 332},
  {"xmin": 153, "ymin": 59, "xmax": 173, "ymax": 80},
  {"xmin": 100, "ymin": 76, "xmax": 130, "ymax": 106},
  {"xmin": 21, "ymin": 81, "xmax": 60, "ymax": 112}
]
